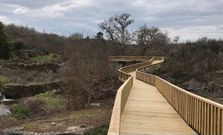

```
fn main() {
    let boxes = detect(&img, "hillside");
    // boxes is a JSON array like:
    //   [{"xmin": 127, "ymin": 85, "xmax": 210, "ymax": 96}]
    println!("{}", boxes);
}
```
[{"xmin": 151, "ymin": 40, "xmax": 223, "ymax": 104}]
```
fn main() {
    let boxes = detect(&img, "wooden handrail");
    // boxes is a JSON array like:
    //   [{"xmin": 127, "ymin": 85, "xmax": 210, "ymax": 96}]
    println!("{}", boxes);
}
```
[
  {"xmin": 109, "ymin": 56, "xmax": 153, "ymax": 62},
  {"xmin": 136, "ymin": 59, "xmax": 223, "ymax": 135},
  {"xmin": 108, "ymin": 56, "xmax": 163, "ymax": 135},
  {"xmin": 108, "ymin": 76, "xmax": 133, "ymax": 135}
]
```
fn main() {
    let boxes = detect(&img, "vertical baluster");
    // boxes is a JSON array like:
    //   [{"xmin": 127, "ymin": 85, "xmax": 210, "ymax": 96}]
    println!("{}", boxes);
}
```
[
  {"xmin": 198, "ymin": 100, "xmax": 201, "ymax": 133},
  {"xmin": 217, "ymin": 107, "xmax": 220, "ymax": 135},
  {"xmin": 221, "ymin": 109, "xmax": 223, "ymax": 135},
  {"xmin": 201, "ymin": 101, "xmax": 204, "ymax": 135},
  {"xmin": 207, "ymin": 104, "xmax": 210, "ymax": 135},
  {"xmin": 189, "ymin": 96, "xmax": 192, "ymax": 125},
  {"xmin": 210, "ymin": 105, "xmax": 213, "ymax": 135},
  {"xmin": 204, "ymin": 102, "xmax": 207, "ymax": 135},
  {"xmin": 194, "ymin": 99, "xmax": 197, "ymax": 130}
]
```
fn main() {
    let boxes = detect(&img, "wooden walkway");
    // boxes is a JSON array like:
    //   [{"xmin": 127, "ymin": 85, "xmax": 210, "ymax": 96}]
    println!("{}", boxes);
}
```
[{"xmin": 120, "ymin": 62, "xmax": 197, "ymax": 135}]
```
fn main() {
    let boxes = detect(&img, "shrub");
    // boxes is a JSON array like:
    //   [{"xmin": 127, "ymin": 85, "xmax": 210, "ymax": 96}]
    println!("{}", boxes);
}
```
[
  {"xmin": 0, "ymin": 43, "xmax": 11, "ymax": 59},
  {"xmin": 0, "ymin": 76, "xmax": 8, "ymax": 86},
  {"xmin": 11, "ymin": 104, "xmax": 31, "ymax": 118},
  {"xmin": 23, "ymin": 98, "xmax": 45, "ymax": 114},
  {"xmin": 85, "ymin": 124, "xmax": 109, "ymax": 135}
]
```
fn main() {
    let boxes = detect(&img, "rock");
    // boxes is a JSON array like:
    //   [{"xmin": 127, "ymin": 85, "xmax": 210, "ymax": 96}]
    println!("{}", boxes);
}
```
[
  {"xmin": 51, "ymin": 122, "xmax": 56, "ymax": 126},
  {"xmin": 90, "ymin": 103, "xmax": 101, "ymax": 107},
  {"xmin": 1, "ymin": 80, "xmax": 62, "ymax": 99},
  {"xmin": 3, "ymin": 126, "xmax": 24, "ymax": 134},
  {"xmin": 18, "ymin": 49, "xmax": 38, "ymax": 60},
  {"xmin": 4, "ymin": 62, "xmax": 60, "ymax": 73},
  {"xmin": 187, "ymin": 79, "xmax": 204, "ymax": 90},
  {"xmin": 65, "ymin": 125, "xmax": 93, "ymax": 135},
  {"xmin": 3, "ymin": 126, "xmax": 63, "ymax": 135},
  {"xmin": 2, "ymin": 125, "xmax": 93, "ymax": 135}
]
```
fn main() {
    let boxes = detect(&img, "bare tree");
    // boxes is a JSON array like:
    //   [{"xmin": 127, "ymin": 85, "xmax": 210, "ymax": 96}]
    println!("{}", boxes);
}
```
[
  {"xmin": 62, "ymin": 43, "xmax": 113, "ymax": 110},
  {"xmin": 173, "ymin": 36, "xmax": 180, "ymax": 45},
  {"xmin": 98, "ymin": 17, "xmax": 115, "ymax": 41},
  {"xmin": 98, "ymin": 13, "xmax": 134, "ymax": 55},
  {"xmin": 113, "ymin": 13, "xmax": 134, "ymax": 44},
  {"xmin": 136, "ymin": 25, "xmax": 169, "ymax": 55}
]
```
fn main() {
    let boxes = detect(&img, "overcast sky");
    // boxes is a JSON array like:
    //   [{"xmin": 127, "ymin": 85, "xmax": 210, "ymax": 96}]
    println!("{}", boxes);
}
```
[{"xmin": 0, "ymin": 0, "xmax": 223, "ymax": 42}]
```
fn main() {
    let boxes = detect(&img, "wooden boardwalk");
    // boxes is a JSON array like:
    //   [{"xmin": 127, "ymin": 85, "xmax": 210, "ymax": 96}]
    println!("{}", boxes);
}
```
[
  {"xmin": 109, "ymin": 56, "xmax": 223, "ymax": 135},
  {"xmin": 120, "ymin": 64, "xmax": 197, "ymax": 135}
]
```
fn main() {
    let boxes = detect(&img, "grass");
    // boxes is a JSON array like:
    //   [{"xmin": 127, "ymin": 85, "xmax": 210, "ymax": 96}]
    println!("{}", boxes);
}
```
[
  {"xmin": 0, "ymin": 59, "xmax": 5, "ymax": 65},
  {"xmin": 10, "ymin": 92, "xmax": 65, "ymax": 119},
  {"xmin": 11, "ymin": 105, "xmax": 31, "ymax": 118},
  {"xmin": 35, "ymin": 92, "xmax": 66, "ymax": 109},
  {"xmin": 10, "ymin": 51, "xmax": 19, "ymax": 62},
  {"xmin": 0, "ymin": 75, "xmax": 8, "ymax": 86},
  {"xmin": 31, "ymin": 53, "xmax": 58, "ymax": 62}
]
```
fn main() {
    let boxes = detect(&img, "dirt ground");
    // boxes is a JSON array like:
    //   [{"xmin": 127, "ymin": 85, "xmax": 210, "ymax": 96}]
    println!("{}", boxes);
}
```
[{"xmin": 0, "ymin": 106, "xmax": 111, "ymax": 133}]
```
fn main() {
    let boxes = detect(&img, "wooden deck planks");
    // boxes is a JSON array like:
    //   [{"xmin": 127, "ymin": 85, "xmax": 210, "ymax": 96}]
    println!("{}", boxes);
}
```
[{"xmin": 120, "ymin": 72, "xmax": 197, "ymax": 135}]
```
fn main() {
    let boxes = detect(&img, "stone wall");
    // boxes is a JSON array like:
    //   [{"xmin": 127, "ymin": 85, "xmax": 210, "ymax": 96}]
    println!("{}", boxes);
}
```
[{"xmin": 0, "ymin": 80, "xmax": 62, "ymax": 99}]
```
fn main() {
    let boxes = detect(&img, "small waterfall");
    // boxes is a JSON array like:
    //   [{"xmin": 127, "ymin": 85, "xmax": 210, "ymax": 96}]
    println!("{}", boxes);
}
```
[
  {"xmin": 0, "ymin": 92, "xmax": 11, "ymax": 115},
  {"xmin": 0, "ymin": 92, "xmax": 3, "ymax": 100}
]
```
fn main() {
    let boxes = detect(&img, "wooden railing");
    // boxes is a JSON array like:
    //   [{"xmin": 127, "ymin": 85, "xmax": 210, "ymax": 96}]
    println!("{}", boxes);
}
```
[
  {"xmin": 108, "ymin": 76, "xmax": 133, "ymax": 135},
  {"xmin": 108, "ymin": 56, "xmax": 162, "ymax": 135},
  {"xmin": 136, "ymin": 60, "xmax": 223, "ymax": 135},
  {"xmin": 109, "ymin": 56, "xmax": 152, "ymax": 62}
]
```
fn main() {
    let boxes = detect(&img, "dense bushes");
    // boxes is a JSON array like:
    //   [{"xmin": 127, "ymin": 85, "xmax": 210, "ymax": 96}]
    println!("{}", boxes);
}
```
[
  {"xmin": 62, "ymin": 42, "xmax": 116, "ymax": 110},
  {"xmin": 0, "ymin": 41, "xmax": 26, "ymax": 60},
  {"xmin": 0, "ymin": 43, "xmax": 11, "ymax": 59},
  {"xmin": 160, "ymin": 39, "xmax": 223, "ymax": 83}
]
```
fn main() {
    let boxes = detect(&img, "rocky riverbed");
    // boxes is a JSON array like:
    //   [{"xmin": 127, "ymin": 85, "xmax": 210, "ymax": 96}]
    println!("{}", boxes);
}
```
[{"xmin": 2, "ymin": 126, "xmax": 92, "ymax": 135}]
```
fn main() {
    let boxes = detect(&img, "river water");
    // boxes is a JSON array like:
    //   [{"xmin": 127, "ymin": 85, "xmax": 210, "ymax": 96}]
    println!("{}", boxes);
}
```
[
  {"xmin": 0, "ymin": 92, "xmax": 11, "ymax": 116},
  {"xmin": 0, "ymin": 104, "xmax": 10, "ymax": 116}
]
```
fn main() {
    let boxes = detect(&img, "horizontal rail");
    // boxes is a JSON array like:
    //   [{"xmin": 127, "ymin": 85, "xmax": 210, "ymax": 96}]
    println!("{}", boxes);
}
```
[
  {"xmin": 109, "ymin": 56, "xmax": 152, "ymax": 62},
  {"xmin": 136, "ymin": 61, "xmax": 223, "ymax": 135}
]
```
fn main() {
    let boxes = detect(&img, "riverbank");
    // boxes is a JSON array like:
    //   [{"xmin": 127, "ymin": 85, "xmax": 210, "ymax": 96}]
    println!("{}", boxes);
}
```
[{"xmin": 0, "ymin": 106, "xmax": 111, "ymax": 134}]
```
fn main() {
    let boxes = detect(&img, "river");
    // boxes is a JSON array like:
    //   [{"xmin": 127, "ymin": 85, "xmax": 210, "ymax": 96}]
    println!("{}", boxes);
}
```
[
  {"xmin": 0, "ymin": 92, "xmax": 11, "ymax": 116},
  {"xmin": 0, "ymin": 104, "xmax": 10, "ymax": 116}
]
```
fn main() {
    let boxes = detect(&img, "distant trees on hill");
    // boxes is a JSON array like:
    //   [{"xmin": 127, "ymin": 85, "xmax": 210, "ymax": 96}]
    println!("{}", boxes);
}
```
[
  {"xmin": 68, "ymin": 33, "xmax": 84, "ymax": 40},
  {"xmin": 0, "ymin": 22, "xmax": 11, "ymax": 59},
  {"xmin": 98, "ymin": 13, "xmax": 170, "ymax": 55}
]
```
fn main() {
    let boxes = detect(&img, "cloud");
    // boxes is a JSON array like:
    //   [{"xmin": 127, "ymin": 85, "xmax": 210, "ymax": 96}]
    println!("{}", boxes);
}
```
[
  {"xmin": 14, "ymin": 7, "xmax": 29, "ymax": 14},
  {"xmin": 0, "ymin": 0, "xmax": 222, "ymax": 41},
  {"xmin": 0, "ymin": 16, "xmax": 12, "ymax": 24}
]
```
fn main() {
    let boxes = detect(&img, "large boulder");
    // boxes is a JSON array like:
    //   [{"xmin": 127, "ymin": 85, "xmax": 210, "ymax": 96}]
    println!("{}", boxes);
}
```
[
  {"xmin": 4, "ymin": 62, "xmax": 60, "ymax": 73},
  {"xmin": 187, "ymin": 78, "xmax": 204, "ymax": 91}
]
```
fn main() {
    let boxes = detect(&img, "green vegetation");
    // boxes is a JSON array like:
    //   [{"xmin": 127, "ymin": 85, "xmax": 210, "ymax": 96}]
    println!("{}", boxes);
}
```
[
  {"xmin": 11, "ymin": 105, "xmax": 31, "ymax": 118},
  {"xmin": 36, "ymin": 91, "xmax": 65, "ymax": 109},
  {"xmin": 85, "ymin": 124, "xmax": 109, "ymax": 135},
  {"xmin": 31, "ymin": 53, "xmax": 58, "ymax": 62},
  {"xmin": 10, "ymin": 92, "xmax": 65, "ymax": 119},
  {"xmin": 0, "ymin": 76, "xmax": 8, "ymax": 86}
]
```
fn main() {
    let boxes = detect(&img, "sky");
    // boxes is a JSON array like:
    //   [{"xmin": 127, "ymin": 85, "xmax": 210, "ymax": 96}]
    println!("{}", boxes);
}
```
[{"xmin": 0, "ymin": 0, "xmax": 223, "ymax": 42}]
